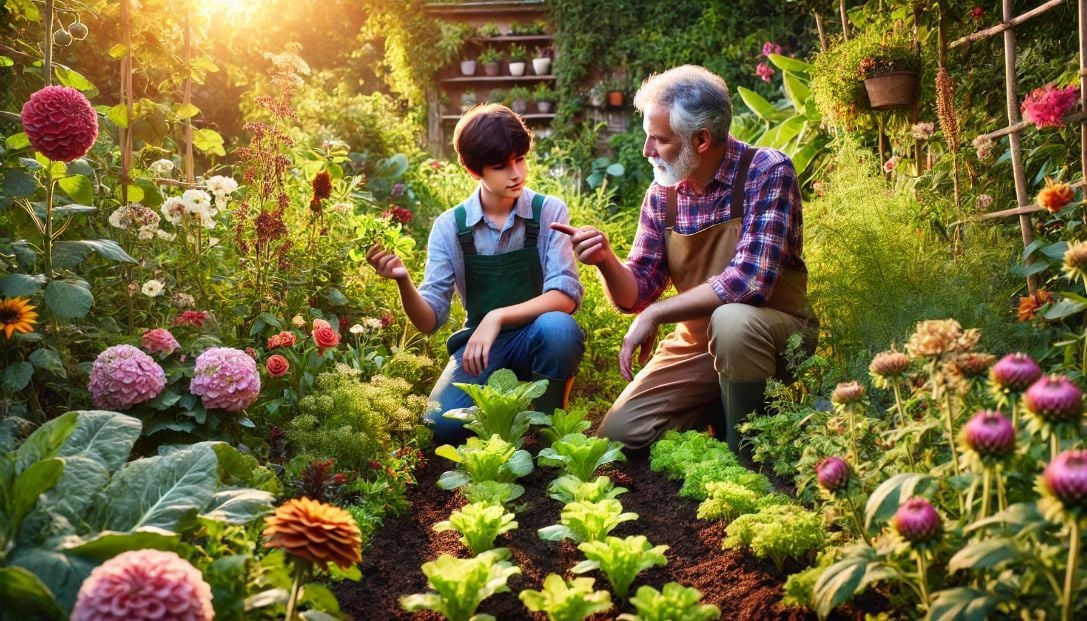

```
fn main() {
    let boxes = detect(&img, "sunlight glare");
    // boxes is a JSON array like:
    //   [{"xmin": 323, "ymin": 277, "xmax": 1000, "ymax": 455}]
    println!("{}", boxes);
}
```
[{"xmin": 197, "ymin": 0, "xmax": 260, "ymax": 21}]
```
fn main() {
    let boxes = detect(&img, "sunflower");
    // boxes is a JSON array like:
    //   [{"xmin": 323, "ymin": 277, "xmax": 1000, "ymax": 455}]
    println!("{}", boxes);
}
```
[{"xmin": 0, "ymin": 297, "xmax": 38, "ymax": 339}]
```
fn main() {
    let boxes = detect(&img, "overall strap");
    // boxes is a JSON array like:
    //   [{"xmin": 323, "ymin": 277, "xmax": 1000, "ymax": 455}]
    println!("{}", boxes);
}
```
[
  {"xmin": 730, "ymin": 146, "xmax": 759, "ymax": 221},
  {"xmin": 523, "ymin": 193, "xmax": 545, "ymax": 249},
  {"xmin": 665, "ymin": 186, "xmax": 678, "ymax": 229},
  {"xmin": 454, "ymin": 203, "xmax": 476, "ymax": 256}
]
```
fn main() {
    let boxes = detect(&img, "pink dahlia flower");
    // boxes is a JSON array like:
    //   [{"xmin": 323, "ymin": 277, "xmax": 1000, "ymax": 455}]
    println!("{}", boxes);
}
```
[
  {"xmin": 88, "ymin": 344, "xmax": 166, "ymax": 410},
  {"xmin": 1021, "ymin": 83, "xmax": 1079, "ymax": 128},
  {"xmin": 141, "ymin": 328, "xmax": 180, "ymax": 356},
  {"xmin": 189, "ymin": 346, "xmax": 261, "ymax": 412},
  {"xmin": 21, "ymin": 85, "xmax": 99, "ymax": 162},
  {"xmin": 72, "ymin": 549, "xmax": 213, "ymax": 621}
]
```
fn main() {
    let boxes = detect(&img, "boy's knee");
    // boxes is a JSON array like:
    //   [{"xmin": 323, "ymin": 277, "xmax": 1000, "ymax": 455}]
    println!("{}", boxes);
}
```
[{"xmin": 532, "ymin": 312, "xmax": 585, "ymax": 357}]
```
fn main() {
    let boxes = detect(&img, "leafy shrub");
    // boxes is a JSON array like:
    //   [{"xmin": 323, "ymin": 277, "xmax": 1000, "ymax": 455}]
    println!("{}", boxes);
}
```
[
  {"xmin": 381, "ymin": 350, "xmax": 439, "ymax": 393},
  {"xmin": 288, "ymin": 370, "xmax": 427, "ymax": 470},
  {"xmin": 722, "ymin": 504, "xmax": 826, "ymax": 571},
  {"xmin": 648, "ymin": 430, "xmax": 737, "ymax": 480},
  {"xmin": 678, "ymin": 462, "xmax": 771, "ymax": 501}
]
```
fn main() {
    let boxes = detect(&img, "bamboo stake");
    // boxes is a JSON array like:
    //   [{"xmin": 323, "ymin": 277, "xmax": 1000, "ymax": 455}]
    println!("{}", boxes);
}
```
[
  {"xmin": 1080, "ymin": 0, "xmax": 1086, "ymax": 184},
  {"xmin": 974, "ymin": 110, "xmax": 1087, "ymax": 142},
  {"xmin": 120, "ymin": 0, "xmax": 133, "ymax": 206},
  {"xmin": 1002, "ymin": 0, "xmax": 1038, "ymax": 294},
  {"xmin": 814, "ymin": 11, "xmax": 827, "ymax": 52},
  {"xmin": 43, "ymin": 0, "xmax": 53, "ymax": 86},
  {"xmin": 183, "ymin": 10, "xmax": 195, "ymax": 186},
  {"xmin": 950, "ymin": 0, "xmax": 1064, "ymax": 49},
  {"xmin": 839, "ymin": 0, "xmax": 851, "ymax": 40}
]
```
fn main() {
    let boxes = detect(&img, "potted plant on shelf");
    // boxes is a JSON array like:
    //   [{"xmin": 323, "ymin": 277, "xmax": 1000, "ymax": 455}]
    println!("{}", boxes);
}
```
[
  {"xmin": 479, "ymin": 47, "xmax": 502, "ymax": 77},
  {"xmin": 461, "ymin": 89, "xmax": 477, "ymax": 112},
  {"xmin": 507, "ymin": 44, "xmax": 528, "ymax": 77},
  {"xmin": 487, "ymin": 88, "xmax": 506, "ymax": 105},
  {"xmin": 604, "ymin": 75, "xmax": 627, "ymax": 108},
  {"xmin": 533, "ymin": 82, "xmax": 554, "ymax": 114},
  {"xmin": 510, "ymin": 20, "xmax": 544, "ymax": 36},
  {"xmin": 532, "ymin": 46, "xmax": 552, "ymax": 76},
  {"xmin": 507, "ymin": 86, "xmax": 531, "ymax": 115},
  {"xmin": 460, "ymin": 57, "xmax": 477, "ymax": 76},
  {"xmin": 588, "ymin": 83, "xmax": 605, "ymax": 108},
  {"xmin": 859, "ymin": 35, "xmax": 921, "ymax": 110},
  {"xmin": 477, "ymin": 22, "xmax": 501, "ymax": 39}
]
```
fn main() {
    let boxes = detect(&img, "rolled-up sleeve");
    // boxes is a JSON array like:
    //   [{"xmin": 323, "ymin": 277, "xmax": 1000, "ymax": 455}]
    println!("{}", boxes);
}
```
[
  {"xmin": 417, "ymin": 213, "xmax": 457, "ymax": 332},
  {"xmin": 623, "ymin": 188, "xmax": 670, "ymax": 314},
  {"xmin": 540, "ymin": 199, "xmax": 585, "ymax": 311}
]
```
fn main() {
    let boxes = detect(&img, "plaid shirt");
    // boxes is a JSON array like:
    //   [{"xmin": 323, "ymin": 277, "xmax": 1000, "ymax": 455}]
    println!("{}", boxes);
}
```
[{"xmin": 624, "ymin": 136, "xmax": 806, "ymax": 313}]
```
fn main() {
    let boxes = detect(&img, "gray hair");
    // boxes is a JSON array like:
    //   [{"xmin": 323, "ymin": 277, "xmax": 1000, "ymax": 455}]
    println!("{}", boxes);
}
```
[{"xmin": 633, "ymin": 65, "xmax": 732, "ymax": 145}]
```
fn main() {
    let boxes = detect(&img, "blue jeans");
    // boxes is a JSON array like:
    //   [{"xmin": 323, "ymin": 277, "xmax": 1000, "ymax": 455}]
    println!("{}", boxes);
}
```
[{"xmin": 426, "ymin": 311, "xmax": 584, "ymax": 444}]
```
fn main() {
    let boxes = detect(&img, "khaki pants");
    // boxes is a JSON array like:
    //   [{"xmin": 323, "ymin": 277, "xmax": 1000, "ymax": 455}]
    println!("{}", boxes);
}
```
[{"xmin": 597, "ymin": 303, "xmax": 809, "ymax": 450}]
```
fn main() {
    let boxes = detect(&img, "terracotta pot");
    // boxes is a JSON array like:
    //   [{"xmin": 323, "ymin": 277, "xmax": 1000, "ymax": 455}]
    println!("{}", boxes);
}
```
[
  {"xmin": 483, "ymin": 61, "xmax": 501, "ymax": 77},
  {"xmin": 508, "ymin": 61, "xmax": 526, "ymax": 77},
  {"xmin": 606, "ymin": 90, "xmax": 625, "ymax": 107},
  {"xmin": 459, "ymin": 60, "xmax": 477, "ymax": 76},
  {"xmin": 863, "ymin": 71, "xmax": 919, "ymax": 110},
  {"xmin": 532, "ymin": 57, "xmax": 552, "ymax": 75}
]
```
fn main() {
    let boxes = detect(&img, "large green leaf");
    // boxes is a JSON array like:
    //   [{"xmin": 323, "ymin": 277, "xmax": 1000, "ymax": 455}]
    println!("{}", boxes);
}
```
[
  {"xmin": 9, "ymin": 545, "xmax": 94, "ymax": 614},
  {"xmin": 927, "ymin": 587, "xmax": 1001, "ymax": 621},
  {"xmin": 200, "ymin": 488, "xmax": 274, "ymax": 524},
  {"xmin": 54, "ymin": 240, "xmax": 137, "ymax": 264},
  {"xmin": 15, "ymin": 412, "xmax": 78, "ymax": 472},
  {"xmin": 43, "ymin": 278, "xmax": 93, "ymax": 319},
  {"xmin": 51, "ymin": 204, "xmax": 96, "ymax": 218},
  {"xmin": 10, "ymin": 459, "xmax": 64, "ymax": 536},
  {"xmin": 948, "ymin": 538, "xmax": 1020, "ymax": 573},
  {"xmin": 813, "ymin": 555, "xmax": 867, "ymax": 618},
  {"xmin": 737, "ymin": 86, "xmax": 777, "ymax": 121},
  {"xmin": 20, "ymin": 456, "xmax": 108, "ymax": 543},
  {"xmin": 193, "ymin": 128, "xmax": 226, "ymax": 156},
  {"xmin": 59, "ymin": 411, "xmax": 140, "ymax": 472},
  {"xmin": 53, "ymin": 66, "xmax": 96, "ymax": 94},
  {"xmin": 767, "ymin": 53, "xmax": 812, "ymax": 74},
  {"xmin": 28, "ymin": 348, "xmax": 65, "ymax": 378},
  {"xmin": 782, "ymin": 71, "xmax": 811, "ymax": 112},
  {"xmin": 56, "ymin": 175, "xmax": 94, "ymax": 205},
  {"xmin": 50, "ymin": 241, "xmax": 92, "ymax": 271},
  {"xmin": 756, "ymin": 115, "xmax": 805, "ymax": 149},
  {"xmin": 61, "ymin": 528, "xmax": 180, "ymax": 561},
  {"xmin": 0, "ymin": 273, "xmax": 46, "ymax": 297},
  {"xmin": 3, "ymin": 168, "xmax": 38, "ymax": 199},
  {"xmin": 1, "ymin": 361, "xmax": 34, "ymax": 393},
  {"xmin": 864, "ymin": 473, "xmax": 932, "ymax": 530},
  {"xmin": 101, "ymin": 442, "xmax": 220, "ymax": 531},
  {"xmin": 0, "ymin": 566, "xmax": 65, "ymax": 620}
]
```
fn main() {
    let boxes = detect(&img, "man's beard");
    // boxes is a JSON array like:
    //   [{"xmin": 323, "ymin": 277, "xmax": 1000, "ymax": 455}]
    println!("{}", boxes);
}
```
[{"xmin": 648, "ymin": 140, "xmax": 698, "ymax": 186}]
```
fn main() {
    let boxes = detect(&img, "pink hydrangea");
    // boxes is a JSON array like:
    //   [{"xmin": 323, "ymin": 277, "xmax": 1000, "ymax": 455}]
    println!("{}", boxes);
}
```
[
  {"xmin": 189, "ymin": 346, "xmax": 261, "ymax": 412},
  {"xmin": 1021, "ymin": 83, "xmax": 1079, "ymax": 128},
  {"xmin": 141, "ymin": 328, "xmax": 179, "ymax": 356},
  {"xmin": 72, "ymin": 549, "xmax": 213, "ymax": 621},
  {"xmin": 21, "ymin": 85, "xmax": 99, "ymax": 162},
  {"xmin": 88, "ymin": 344, "xmax": 166, "ymax": 410}
]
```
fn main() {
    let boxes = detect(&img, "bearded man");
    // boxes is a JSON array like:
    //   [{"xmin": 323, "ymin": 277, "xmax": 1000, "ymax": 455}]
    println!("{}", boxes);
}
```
[{"xmin": 552, "ymin": 65, "xmax": 817, "ymax": 453}]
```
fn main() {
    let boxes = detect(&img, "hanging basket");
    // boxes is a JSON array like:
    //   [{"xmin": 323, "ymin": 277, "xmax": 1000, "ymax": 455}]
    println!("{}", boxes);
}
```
[{"xmin": 863, "ymin": 71, "xmax": 919, "ymax": 110}]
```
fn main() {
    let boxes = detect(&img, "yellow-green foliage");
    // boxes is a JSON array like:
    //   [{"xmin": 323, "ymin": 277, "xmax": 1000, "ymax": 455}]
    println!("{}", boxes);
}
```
[
  {"xmin": 722, "ymin": 504, "xmax": 826, "ymax": 571},
  {"xmin": 289, "ymin": 369, "xmax": 427, "ymax": 469},
  {"xmin": 382, "ymin": 350, "xmax": 439, "ymax": 393},
  {"xmin": 806, "ymin": 138, "xmax": 1023, "ymax": 376}
]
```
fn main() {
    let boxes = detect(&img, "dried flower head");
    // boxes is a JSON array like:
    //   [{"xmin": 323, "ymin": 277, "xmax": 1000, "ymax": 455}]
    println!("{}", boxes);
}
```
[
  {"xmin": 263, "ymin": 496, "xmax": 362, "ymax": 570},
  {"xmin": 936, "ymin": 67, "xmax": 960, "ymax": 152},
  {"xmin": 1037, "ymin": 177, "xmax": 1075, "ymax": 213},
  {"xmin": 831, "ymin": 381, "xmax": 866, "ymax": 405},
  {"xmin": 905, "ymin": 319, "xmax": 979, "ymax": 359},
  {"xmin": 1062, "ymin": 239, "xmax": 1087, "ymax": 286},
  {"xmin": 71, "ymin": 549, "xmax": 213, "ymax": 621},
  {"xmin": 870, "ymin": 349, "xmax": 911, "ymax": 388},
  {"xmin": 976, "ymin": 194, "xmax": 994, "ymax": 210},
  {"xmin": 972, "ymin": 135, "xmax": 995, "ymax": 160},
  {"xmin": 21, "ymin": 85, "xmax": 99, "ymax": 162},
  {"xmin": 953, "ymin": 352, "xmax": 996, "ymax": 379},
  {"xmin": 911, "ymin": 122, "xmax": 935, "ymax": 141}
]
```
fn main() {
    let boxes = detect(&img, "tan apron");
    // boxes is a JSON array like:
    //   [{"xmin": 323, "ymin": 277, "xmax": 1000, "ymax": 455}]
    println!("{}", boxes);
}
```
[{"xmin": 596, "ymin": 147, "xmax": 816, "ymax": 450}]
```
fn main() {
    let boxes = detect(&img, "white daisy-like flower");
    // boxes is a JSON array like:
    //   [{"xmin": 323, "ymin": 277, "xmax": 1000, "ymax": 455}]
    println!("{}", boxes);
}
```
[
  {"xmin": 205, "ymin": 175, "xmax": 238, "ymax": 200},
  {"xmin": 149, "ymin": 159, "xmax": 175, "ymax": 175},
  {"xmin": 161, "ymin": 197, "xmax": 186, "ymax": 225},
  {"xmin": 182, "ymin": 189, "xmax": 212, "ymax": 213},
  {"xmin": 363, "ymin": 317, "xmax": 384, "ymax": 330},
  {"xmin": 108, "ymin": 206, "xmax": 129, "ymax": 229},
  {"xmin": 349, "ymin": 323, "xmax": 365, "ymax": 335},
  {"xmin": 141, "ymin": 279, "xmax": 165, "ymax": 297}
]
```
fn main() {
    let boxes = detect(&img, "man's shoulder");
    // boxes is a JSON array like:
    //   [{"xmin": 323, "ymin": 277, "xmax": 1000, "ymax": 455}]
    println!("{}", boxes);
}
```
[{"xmin": 749, "ymin": 145, "xmax": 794, "ymax": 171}]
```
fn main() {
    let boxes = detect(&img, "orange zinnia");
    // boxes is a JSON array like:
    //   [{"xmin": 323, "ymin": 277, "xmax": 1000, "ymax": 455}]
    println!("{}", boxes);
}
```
[
  {"xmin": 1017, "ymin": 290, "xmax": 1051, "ymax": 322},
  {"xmin": 0, "ymin": 297, "xmax": 38, "ymax": 339},
  {"xmin": 263, "ymin": 497, "xmax": 362, "ymax": 570},
  {"xmin": 1037, "ymin": 177, "xmax": 1075, "ymax": 213}
]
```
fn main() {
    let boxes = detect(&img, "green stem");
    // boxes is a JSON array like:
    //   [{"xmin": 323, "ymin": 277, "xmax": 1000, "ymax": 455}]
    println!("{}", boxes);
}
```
[
  {"xmin": 916, "ymin": 550, "xmax": 931, "ymax": 610},
  {"xmin": 1062, "ymin": 520, "xmax": 1080, "ymax": 621},
  {"xmin": 43, "ymin": 165, "xmax": 54, "ymax": 279},
  {"xmin": 848, "ymin": 405, "xmax": 860, "ymax": 464},
  {"xmin": 284, "ymin": 561, "xmax": 308, "ymax": 621},
  {"xmin": 943, "ymin": 392, "xmax": 961, "ymax": 476},
  {"xmin": 844, "ymin": 493, "xmax": 872, "ymax": 546},
  {"xmin": 979, "ymin": 467, "xmax": 992, "ymax": 524},
  {"xmin": 996, "ymin": 471, "xmax": 1007, "ymax": 514},
  {"xmin": 1011, "ymin": 399, "xmax": 1019, "ymax": 432},
  {"xmin": 892, "ymin": 380, "xmax": 916, "ymax": 469}
]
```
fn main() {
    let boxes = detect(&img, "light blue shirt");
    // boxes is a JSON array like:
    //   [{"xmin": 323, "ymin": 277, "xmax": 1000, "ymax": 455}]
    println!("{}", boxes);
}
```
[{"xmin": 417, "ymin": 186, "xmax": 584, "ymax": 333}]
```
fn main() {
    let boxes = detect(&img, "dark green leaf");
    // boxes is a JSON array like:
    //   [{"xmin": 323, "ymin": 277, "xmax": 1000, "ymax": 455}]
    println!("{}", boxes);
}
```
[
  {"xmin": 0, "ymin": 273, "xmax": 46, "ymax": 297},
  {"xmin": 813, "ymin": 555, "xmax": 867, "ymax": 618},
  {"xmin": 101, "ymin": 442, "xmax": 220, "ymax": 531},
  {"xmin": 928, "ymin": 587, "xmax": 1001, "ymax": 621},
  {"xmin": 1040, "ymin": 241, "xmax": 1069, "ymax": 261},
  {"xmin": 3, "ymin": 168, "xmax": 38, "ymax": 198},
  {"xmin": 51, "ymin": 203, "xmax": 96, "ymax": 217},
  {"xmin": 50, "ymin": 242, "xmax": 92, "ymax": 271},
  {"xmin": 29, "ymin": 348, "xmax": 65, "ymax": 378},
  {"xmin": 54, "ymin": 240, "xmax": 137, "ymax": 264},
  {"xmin": 44, "ymin": 279, "xmax": 93, "ymax": 319},
  {"xmin": 1043, "ymin": 298, "xmax": 1087, "ymax": 321},
  {"xmin": 14, "ymin": 412, "xmax": 79, "ymax": 472},
  {"xmin": 0, "ymin": 566, "xmax": 65, "ymax": 620},
  {"xmin": 1, "ymin": 361, "xmax": 34, "ymax": 393},
  {"xmin": 865, "ymin": 473, "xmax": 931, "ymax": 530},
  {"xmin": 61, "ymin": 529, "xmax": 180, "ymax": 561},
  {"xmin": 948, "ymin": 538, "xmax": 1019, "ymax": 573},
  {"xmin": 59, "ymin": 411, "xmax": 141, "ymax": 471}
]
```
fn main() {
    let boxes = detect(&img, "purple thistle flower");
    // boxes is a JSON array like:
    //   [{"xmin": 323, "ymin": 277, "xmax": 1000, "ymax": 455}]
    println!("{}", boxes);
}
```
[
  {"xmin": 1043, "ymin": 449, "xmax": 1087, "ymax": 512},
  {"xmin": 990, "ymin": 353, "xmax": 1042, "ymax": 392},
  {"xmin": 963, "ymin": 410, "xmax": 1016, "ymax": 457},
  {"xmin": 816, "ymin": 456, "xmax": 851, "ymax": 492},
  {"xmin": 1024, "ymin": 375, "xmax": 1084, "ymax": 424},
  {"xmin": 893, "ymin": 497, "xmax": 942, "ymax": 545}
]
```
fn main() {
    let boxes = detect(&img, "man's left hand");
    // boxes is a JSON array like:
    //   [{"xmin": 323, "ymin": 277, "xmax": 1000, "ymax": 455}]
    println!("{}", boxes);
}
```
[
  {"xmin": 463, "ymin": 312, "xmax": 503, "ymax": 376},
  {"xmin": 619, "ymin": 312, "xmax": 659, "ymax": 381}
]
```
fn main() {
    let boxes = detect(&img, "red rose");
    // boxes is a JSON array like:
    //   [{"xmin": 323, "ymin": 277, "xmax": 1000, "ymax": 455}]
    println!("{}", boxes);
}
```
[
  {"xmin": 266, "ymin": 354, "xmax": 290, "ymax": 377},
  {"xmin": 21, "ymin": 85, "xmax": 99, "ymax": 162},
  {"xmin": 267, "ymin": 331, "xmax": 297, "ymax": 349},
  {"xmin": 312, "ymin": 325, "xmax": 340, "ymax": 354}
]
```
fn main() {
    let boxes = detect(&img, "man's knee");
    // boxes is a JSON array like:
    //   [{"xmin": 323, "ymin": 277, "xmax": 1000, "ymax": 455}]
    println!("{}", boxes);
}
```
[
  {"xmin": 596, "ymin": 406, "xmax": 665, "ymax": 452},
  {"xmin": 709, "ymin": 304, "xmax": 777, "ymax": 380}
]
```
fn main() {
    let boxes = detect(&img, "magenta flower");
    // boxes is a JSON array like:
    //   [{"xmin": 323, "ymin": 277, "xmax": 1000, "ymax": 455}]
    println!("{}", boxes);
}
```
[
  {"xmin": 816, "ymin": 456, "xmax": 851, "ymax": 492},
  {"xmin": 88, "ymin": 344, "xmax": 166, "ymax": 410},
  {"xmin": 893, "ymin": 497, "xmax": 942, "ymax": 545},
  {"xmin": 189, "ymin": 346, "xmax": 261, "ymax": 412},
  {"xmin": 963, "ymin": 410, "xmax": 1015, "ymax": 457},
  {"xmin": 1024, "ymin": 375, "xmax": 1083, "ymax": 424},
  {"xmin": 754, "ymin": 62, "xmax": 775, "ymax": 83},
  {"xmin": 1021, "ymin": 83, "xmax": 1079, "ymax": 128},
  {"xmin": 990, "ymin": 353, "xmax": 1043, "ymax": 392},
  {"xmin": 140, "ymin": 328, "xmax": 179, "ymax": 356},
  {"xmin": 20, "ymin": 85, "xmax": 99, "ymax": 162},
  {"xmin": 72, "ymin": 549, "xmax": 214, "ymax": 621},
  {"xmin": 761, "ymin": 41, "xmax": 783, "ymax": 57},
  {"xmin": 1042, "ymin": 449, "xmax": 1087, "ymax": 514}
]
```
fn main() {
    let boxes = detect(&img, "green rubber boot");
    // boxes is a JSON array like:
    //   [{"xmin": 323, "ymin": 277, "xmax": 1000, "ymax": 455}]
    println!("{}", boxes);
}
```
[
  {"xmin": 532, "ymin": 372, "xmax": 575, "ymax": 415},
  {"xmin": 718, "ymin": 378, "xmax": 768, "ymax": 457}
]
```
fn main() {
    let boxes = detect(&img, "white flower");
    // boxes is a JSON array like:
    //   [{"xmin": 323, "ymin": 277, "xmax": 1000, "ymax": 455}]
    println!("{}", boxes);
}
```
[
  {"xmin": 349, "ymin": 323, "xmax": 365, "ymax": 335},
  {"xmin": 137, "ymin": 225, "xmax": 155, "ymax": 241},
  {"xmin": 977, "ymin": 194, "xmax": 994, "ymax": 209},
  {"xmin": 182, "ymin": 189, "xmax": 212, "ymax": 212},
  {"xmin": 108, "ymin": 207, "xmax": 129, "ymax": 228},
  {"xmin": 149, "ymin": 159, "xmax": 175, "ymax": 175},
  {"xmin": 156, "ymin": 229, "xmax": 176, "ymax": 241},
  {"xmin": 363, "ymin": 317, "xmax": 384, "ymax": 330},
  {"xmin": 205, "ymin": 175, "xmax": 238, "ymax": 203},
  {"xmin": 161, "ymin": 197, "xmax": 186, "ymax": 225},
  {"xmin": 172, "ymin": 293, "xmax": 195, "ymax": 308},
  {"xmin": 141, "ymin": 279, "xmax": 165, "ymax": 297},
  {"xmin": 911, "ymin": 122, "xmax": 935, "ymax": 141},
  {"xmin": 108, "ymin": 204, "xmax": 159, "ymax": 229}
]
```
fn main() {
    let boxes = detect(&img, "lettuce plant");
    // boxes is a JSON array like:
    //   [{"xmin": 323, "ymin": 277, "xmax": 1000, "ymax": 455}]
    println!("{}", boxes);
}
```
[
  {"xmin": 400, "ymin": 548, "xmax": 521, "ymax": 621},
  {"xmin": 547, "ymin": 475, "xmax": 627, "ymax": 504},
  {"xmin": 617, "ymin": 582, "xmax": 721, "ymax": 621},
  {"xmin": 697, "ymin": 481, "xmax": 791, "ymax": 522},
  {"xmin": 435, "ymin": 435, "xmax": 534, "ymax": 491},
  {"xmin": 462, "ymin": 480, "xmax": 524, "ymax": 505},
  {"xmin": 538, "ymin": 433, "xmax": 626, "ymax": 481},
  {"xmin": 539, "ymin": 408, "xmax": 592, "ymax": 446},
  {"xmin": 572, "ymin": 535, "xmax": 668, "ymax": 599},
  {"xmin": 538, "ymin": 499, "xmax": 637, "ymax": 543},
  {"xmin": 722, "ymin": 504, "xmax": 826, "ymax": 571},
  {"xmin": 446, "ymin": 369, "xmax": 550, "ymax": 445},
  {"xmin": 649, "ymin": 430, "xmax": 736, "ymax": 479},
  {"xmin": 519, "ymin": 574, "xmax": 613, "ymax": 621},
  {"xmin": 433, "ymin": 501, "xmax": 518, "ymax": 555},
  {"xmin": 679, "ymin": 462, "xmax": 770, "ymax": 501}
]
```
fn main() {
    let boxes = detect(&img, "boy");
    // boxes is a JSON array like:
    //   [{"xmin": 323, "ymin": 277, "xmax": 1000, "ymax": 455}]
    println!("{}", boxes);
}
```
[{"xmin": 367, "ymin": 104, "xmax": 585, "ymax": 444}]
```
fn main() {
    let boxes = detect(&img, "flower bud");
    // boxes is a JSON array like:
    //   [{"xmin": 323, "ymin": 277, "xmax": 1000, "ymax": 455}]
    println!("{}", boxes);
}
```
[
  {"xmin": 1042, "ymin": 449, "xmax": 1087, "ymax": 512},
  {"xmin": 954, "ymin": 352, "xmax": 995, "ymax": 379},
  {"xmin": 870, "ymin": 350, "xmax": 910, "ymax": 379},
  {"xmin": 963, "ymin": 410, "xmax": 1015, "ymax": 457},
  {"xmin": 893, "ymin": 497, "xmax": 942, "ymax": 545},
  {"xmin": 816, "ymin": 457, "xmax": 851, "ymax": 493},
  {"xmin": 990, "ymin": 353, "xmax": 1042, "ymax": 392},
  {"xmin": 831, "ymin": 381, "xmax": 865, "ymax": 405},
  {"xmin": 1024, "ymin": 375, "xmax": 1083, "ymax": 424}
]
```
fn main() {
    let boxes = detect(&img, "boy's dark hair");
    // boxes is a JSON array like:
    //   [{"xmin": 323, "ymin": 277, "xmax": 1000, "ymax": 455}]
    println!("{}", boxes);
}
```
[{"xmin": 452, "ymin": 104, "xmax": 532, "ymax": 175}]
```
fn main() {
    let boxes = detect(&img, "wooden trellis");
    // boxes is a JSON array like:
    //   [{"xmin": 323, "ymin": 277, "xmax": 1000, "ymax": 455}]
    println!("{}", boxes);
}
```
[{"xmin": 948, "ymin": 0, "xmax": 1083, "ymax": 295}]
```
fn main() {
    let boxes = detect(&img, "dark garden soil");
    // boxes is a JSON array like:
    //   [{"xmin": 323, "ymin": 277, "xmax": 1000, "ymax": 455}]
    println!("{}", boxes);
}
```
[{"xmin": 333, "ymin": 439, "xmax": 887, "ymax": 621}]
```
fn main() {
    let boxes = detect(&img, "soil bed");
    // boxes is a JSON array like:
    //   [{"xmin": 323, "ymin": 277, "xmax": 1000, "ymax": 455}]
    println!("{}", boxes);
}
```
[{"xmin": 334, "ymin": 443, "xmax": 881, "ymax": 620}]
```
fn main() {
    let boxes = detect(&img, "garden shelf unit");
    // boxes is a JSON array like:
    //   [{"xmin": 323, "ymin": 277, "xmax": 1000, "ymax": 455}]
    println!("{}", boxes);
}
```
[{"xmin": 424, "ymin": 0, "xmax": 556, "ymax": 153}]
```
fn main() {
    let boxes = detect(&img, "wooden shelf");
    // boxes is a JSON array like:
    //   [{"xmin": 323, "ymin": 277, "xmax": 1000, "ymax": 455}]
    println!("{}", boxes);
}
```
[
  {"xmin": 468, "ymin": 35, "xmax": 552, "ymax": 43},
  {"xmin": 441, "ymin": 113, "xmax": 555, "ymax": 121},
  {"xmin": 424, "ymin": 1, "xmax": 546, "ymax": 15},
  {"xmin": 443, "ymin": 75, "xmax": 555, "ymax": 83}
]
